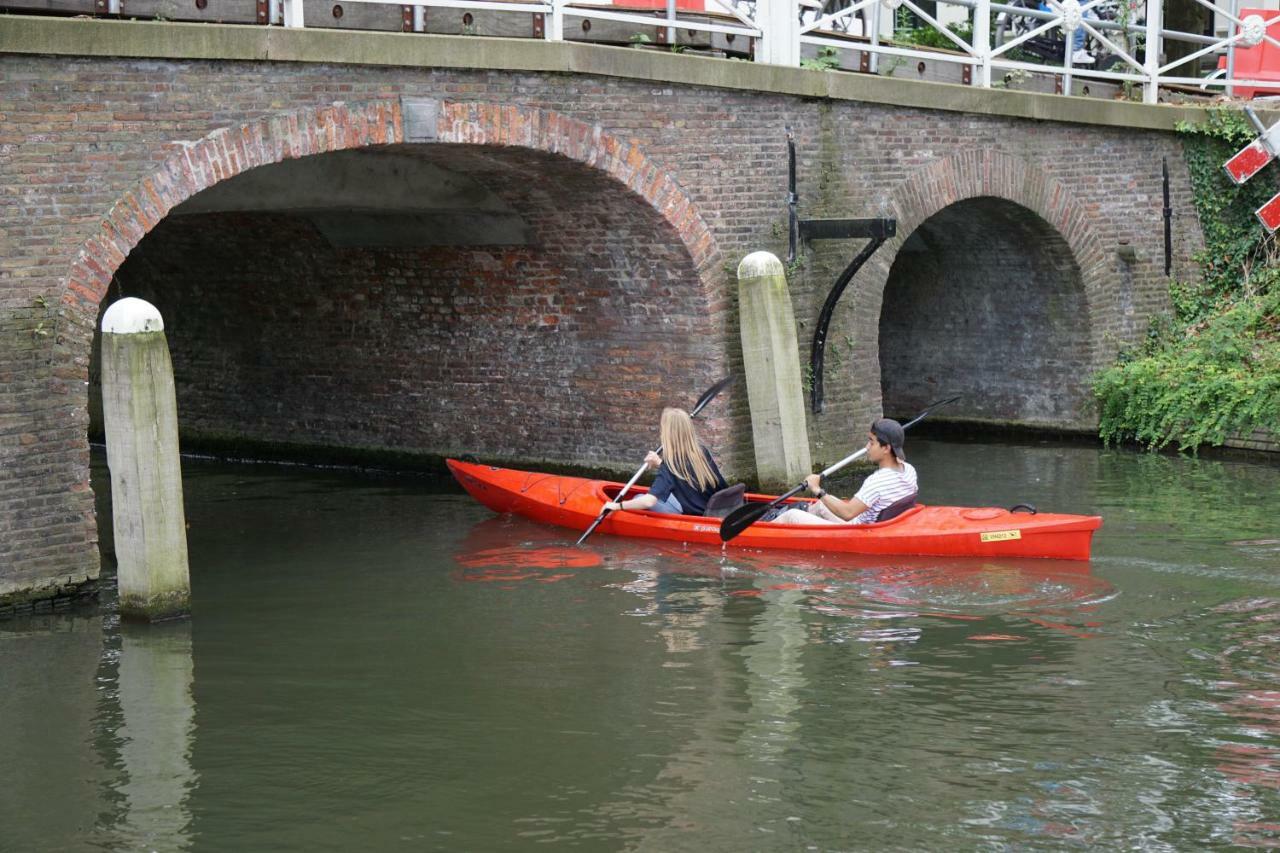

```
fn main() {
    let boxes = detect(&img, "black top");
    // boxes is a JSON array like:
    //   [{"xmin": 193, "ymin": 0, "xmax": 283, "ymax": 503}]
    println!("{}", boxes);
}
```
[{"xmin": 649, "ymin": 447, "xmax": 727, "ymax": 516}]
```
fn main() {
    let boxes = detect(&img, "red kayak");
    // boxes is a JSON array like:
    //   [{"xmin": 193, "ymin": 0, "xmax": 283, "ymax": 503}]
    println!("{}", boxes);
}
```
[{"xmin": 447, "ymin": 459, "xmax": 1103, "ymax": 560}]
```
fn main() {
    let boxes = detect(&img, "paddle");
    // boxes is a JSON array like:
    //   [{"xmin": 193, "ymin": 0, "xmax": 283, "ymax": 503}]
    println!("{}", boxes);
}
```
[
  {"xmin": 576, "ymin": 374, "xmax": 734, "ymax": 546},
  {"xmin": 718, "ymin": 394, "xmax": 962, "ymax": 542}
]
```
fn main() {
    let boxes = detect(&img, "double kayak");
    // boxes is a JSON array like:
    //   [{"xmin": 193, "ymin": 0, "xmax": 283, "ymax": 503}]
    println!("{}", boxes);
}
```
[{"xmin": 447, "ymin": 459, "xmax": 1103, "ymax": 561}]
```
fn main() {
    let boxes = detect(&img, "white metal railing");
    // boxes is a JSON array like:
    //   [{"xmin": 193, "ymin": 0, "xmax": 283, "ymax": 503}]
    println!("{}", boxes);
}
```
[{"xmin": 52, "ymin": 0, "xmax": 1280, "ymax": 103}]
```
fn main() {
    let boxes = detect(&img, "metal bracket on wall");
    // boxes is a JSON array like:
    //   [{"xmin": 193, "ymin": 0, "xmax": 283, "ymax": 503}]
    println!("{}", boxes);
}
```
[
  {"xmin": 786, "ymin": 129, "xmax": 896, "ymax": 414},
  {"xmin": 1162, "ymin": 156, "xmax": 1172, "ymax": 276}
]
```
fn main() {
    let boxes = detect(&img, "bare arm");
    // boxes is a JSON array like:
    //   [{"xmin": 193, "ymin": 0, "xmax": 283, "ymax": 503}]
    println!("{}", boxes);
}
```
[
  {"xmin": 605, "ymin": 493, "xmax": 658, "ymax": 512},
  {"xmin": 804, "ymin": 473, "xmax": 869, "ymax": 522}
]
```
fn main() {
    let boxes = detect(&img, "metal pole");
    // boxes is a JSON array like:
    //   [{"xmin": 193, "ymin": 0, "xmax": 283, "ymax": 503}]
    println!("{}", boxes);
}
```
[
  {"xmin": 1143, "ymin": 0, "xmax": 1163, "ymax": 103},
  {"xmin": 282, "ymin": 0, "xmax": 304, "ymax": 27},
  {"xmin": 667, "ymin": 0, "xmax": 676, "ymax": 46},
  {"xmin": 1227, "ymin": 0, "xmax": 1238, "ymax": 99},
  {"xmin": 1064, "ymin": 19, "xmax": 1075, "ymax": 94},
  {"xmin": 870, "ymin": 0, "xmax": 882, "ymax": 72},
  {"xmin": 787, "ymin": 127, "xmax": 799, "ymax": 264},
  {"xmin": 549, "ymin": 0, "xmax": 564, "ymax": 40},
  {"xmin": 756, "ymin": 0, "xmax": 800, "ymax": 65},
  {"xmin": 975, "ymin": 0, "xmax": 992, "ymax": 86}
]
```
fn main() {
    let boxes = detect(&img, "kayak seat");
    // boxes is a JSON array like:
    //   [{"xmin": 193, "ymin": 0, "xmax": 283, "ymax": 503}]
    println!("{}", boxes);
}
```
[
  {"xmin": 704, "ymin": 483, "xmax": 747, "ymax": 519},
  {"xmin": 876, "ymin": 492, "xmax": 918, "ymax": 522}
]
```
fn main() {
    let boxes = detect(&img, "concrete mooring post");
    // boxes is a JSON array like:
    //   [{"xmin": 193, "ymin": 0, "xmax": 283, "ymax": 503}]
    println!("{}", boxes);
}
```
[
  {"xmin": 100, "ymin": 298, "xmax": 191, "ymax": 622},
  {"xmin": 737, "ymin": 251, "xmax": 812, "ymax": 490}
]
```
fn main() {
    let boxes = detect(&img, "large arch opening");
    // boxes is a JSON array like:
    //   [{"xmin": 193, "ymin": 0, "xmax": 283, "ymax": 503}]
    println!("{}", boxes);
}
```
[
  {"xmin": 878, "ymin": 197, "xmax": 1092, "ymax": 430},
  {"xmin": 87, "ymin": 142, "xmax": 722, "ymax": 468}
]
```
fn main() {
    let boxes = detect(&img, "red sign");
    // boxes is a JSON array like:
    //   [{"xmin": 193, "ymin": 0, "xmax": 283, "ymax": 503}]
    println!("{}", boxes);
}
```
[
  {"xmin": 1226, "ymin": 139, "xmax": 1275, "ymax": 184},
  {"xmin": 1224, "ymin": 111, "xmax": 1280, "ymax": 229},
  {"xmin": 1256, "ymin": 191, "xmax": 1280, "ymax": 232}
]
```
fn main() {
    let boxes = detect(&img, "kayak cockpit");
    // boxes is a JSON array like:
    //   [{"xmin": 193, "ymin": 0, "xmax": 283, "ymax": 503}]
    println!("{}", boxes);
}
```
[{"xmin": 595, "ymin": 481, "xmax": 925, "ymax": 527}]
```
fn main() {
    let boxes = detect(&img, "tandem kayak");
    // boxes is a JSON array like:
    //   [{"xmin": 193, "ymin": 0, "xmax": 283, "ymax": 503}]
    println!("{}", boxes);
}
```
[{"xmin": 447, "ymin": 459, "xmax": 1103, "ymax": 561}]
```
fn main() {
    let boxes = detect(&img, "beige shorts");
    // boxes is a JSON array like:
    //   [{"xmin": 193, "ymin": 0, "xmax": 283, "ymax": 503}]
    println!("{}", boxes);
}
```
[{"xmin": 772, "ymin": 500, "xmax": 851, "ymax": 526}]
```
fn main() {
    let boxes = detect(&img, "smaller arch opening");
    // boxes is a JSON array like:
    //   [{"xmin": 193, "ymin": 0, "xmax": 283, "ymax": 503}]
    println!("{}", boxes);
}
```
[{"xmin": 879, "ymin": 197, "xmax": 1092, "ymax": 430}]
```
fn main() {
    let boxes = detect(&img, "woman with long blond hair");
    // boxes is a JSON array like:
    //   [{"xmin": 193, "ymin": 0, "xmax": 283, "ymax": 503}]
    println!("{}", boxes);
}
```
[{"xmin": 603, "ymin": 407, "xmax": 727, "ymax": 517}]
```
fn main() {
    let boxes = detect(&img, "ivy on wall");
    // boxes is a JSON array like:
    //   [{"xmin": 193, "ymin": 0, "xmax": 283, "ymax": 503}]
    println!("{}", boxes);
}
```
[{"xmin": 1093, "ymin": 108, "xmax": 1280, "ymax": 451}]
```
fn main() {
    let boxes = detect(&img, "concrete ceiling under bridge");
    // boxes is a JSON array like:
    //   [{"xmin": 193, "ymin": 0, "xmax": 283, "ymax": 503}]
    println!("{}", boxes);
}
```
[{"xmin": 171, "ymin": 149, "xmax": 533, "ymax": 247}]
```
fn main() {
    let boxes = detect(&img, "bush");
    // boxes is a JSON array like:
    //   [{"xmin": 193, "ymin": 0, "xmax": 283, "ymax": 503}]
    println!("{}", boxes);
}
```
[
  {"xmin": 1093, "ymin": 108, "xmax": 1280, "ymax": 451},
  {"xmin": 1094, "ymin": 288, "xmax": 1280, "ymax": 450}
]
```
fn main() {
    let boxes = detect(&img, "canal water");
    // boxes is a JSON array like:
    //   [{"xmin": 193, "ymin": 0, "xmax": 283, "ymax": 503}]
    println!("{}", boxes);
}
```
[{"xmin": 3, "ymin": 438, "xmax": 1279, "ymax": 851}]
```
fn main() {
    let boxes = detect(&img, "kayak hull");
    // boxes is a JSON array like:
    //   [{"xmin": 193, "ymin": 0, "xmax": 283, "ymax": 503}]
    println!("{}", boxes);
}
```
[{"xmin": 446, "ymin": 459, "xmax": 1103, "ymax": 561}]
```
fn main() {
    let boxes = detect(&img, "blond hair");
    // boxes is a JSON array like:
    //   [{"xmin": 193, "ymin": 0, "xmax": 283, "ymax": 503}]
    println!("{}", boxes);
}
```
[{"xmin": 659, "ymin": 407, "xmax": 719, "ymax": 492}]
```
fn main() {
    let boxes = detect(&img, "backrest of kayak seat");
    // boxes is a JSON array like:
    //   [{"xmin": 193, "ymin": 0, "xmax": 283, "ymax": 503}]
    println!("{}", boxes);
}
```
[
  {"xmin": 876, "ymin": 492, "xmax": 918, "ymax": 522},
  {"xmin": 704, "ymin": 483, "xmax": 747, "ymax": 519}
]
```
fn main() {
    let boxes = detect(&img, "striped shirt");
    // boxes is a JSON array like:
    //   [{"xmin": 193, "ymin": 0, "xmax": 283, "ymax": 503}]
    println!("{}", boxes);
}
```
[{"xmin": 851, "ymin": 461, "xmax": 918, "ymax": 524}]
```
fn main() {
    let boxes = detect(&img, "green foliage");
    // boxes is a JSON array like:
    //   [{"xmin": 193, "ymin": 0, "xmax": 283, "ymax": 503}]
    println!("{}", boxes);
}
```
[
  {"xmin": 801, "ymin": 46, "xmax": 841, "ymax": 71},
  {"xmin": 1175, "ymin": 109, "xmax": 1280, "ymax": 313},
  {"xmin": 1093, "ymin": 108, "xmax": 1280, "ymax": 451},
  {"xmin": 893, "ymin": 15, "xmax": 973, "ymax": 50},
  {"xmin": 1094, "ymin": 288, "xmax": 1280, "ymax": 450}
]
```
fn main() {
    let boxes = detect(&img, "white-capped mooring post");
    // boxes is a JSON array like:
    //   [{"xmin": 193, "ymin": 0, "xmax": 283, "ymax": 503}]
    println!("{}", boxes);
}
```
[
  {"xmin": 737, "ymin": 251, "xmax": 812, "ymax": 490},
  {"xmin": 100, "ymin": 298, "xmax": 191, "ymax": 622}
]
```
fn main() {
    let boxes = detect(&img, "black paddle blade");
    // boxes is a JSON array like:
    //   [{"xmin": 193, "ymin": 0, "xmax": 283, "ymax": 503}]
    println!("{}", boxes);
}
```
[
  {"xmin": 719, "ymin": 500, "xmax": 775, "ymax": 542},
  {"xmin": 691, "ymin": 374, "xmax": 734, "ymax": 417}
]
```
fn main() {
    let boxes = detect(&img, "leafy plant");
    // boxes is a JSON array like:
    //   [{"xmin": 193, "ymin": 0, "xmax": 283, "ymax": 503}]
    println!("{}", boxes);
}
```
[
  {"xmin": 801, "ymin": 46, "xmax": 841, "ymax": 71},
  {"xmin": 629, "ymin": 32, "xmax": 652, "ymax": 45},
  {"xmin": 1092, "ymin": 108, "xmax": 1280, "ymax": 451},
  {"xmin": 893, "ymin": 7, "xmax": 991, "ymax": 51},
  {"xmin": 993, "ymin": 68, "xmax": 1029, "ymax": 89}
]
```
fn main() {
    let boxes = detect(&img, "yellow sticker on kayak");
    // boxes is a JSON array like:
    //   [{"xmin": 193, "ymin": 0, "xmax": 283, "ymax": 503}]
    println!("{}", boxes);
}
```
[{"xmin": 980, "ymin": 529, "xmax": 1022, "ymax": 542}]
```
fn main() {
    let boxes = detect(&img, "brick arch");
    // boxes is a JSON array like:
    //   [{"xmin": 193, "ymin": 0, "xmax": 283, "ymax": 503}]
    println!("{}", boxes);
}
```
[
  {"xmin": 878, "ymin": 149, "xmax": 1112, "ymax": 367},
  {"xmin": 58, "ymin": 97, "xmax": 723, "ymax": 316}
]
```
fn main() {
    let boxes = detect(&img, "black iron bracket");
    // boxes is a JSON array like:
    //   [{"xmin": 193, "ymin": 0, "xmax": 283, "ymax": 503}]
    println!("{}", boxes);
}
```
[
  {"xmin": 1162, "ymin": 156, "xmax": 1172, "ymax": 277},
  {"xmin": 786, "ymin": 128, "xmax": 896, "ymax": 414}
]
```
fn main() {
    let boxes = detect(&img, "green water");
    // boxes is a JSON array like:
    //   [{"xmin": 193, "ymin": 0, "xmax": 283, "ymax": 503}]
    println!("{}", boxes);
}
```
[{"xmin": 3, "ymin": 439, "xmax": 1279, "ymax": 851}]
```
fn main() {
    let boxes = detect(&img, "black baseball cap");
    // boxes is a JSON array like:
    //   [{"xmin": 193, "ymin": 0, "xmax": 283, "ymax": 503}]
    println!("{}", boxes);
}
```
[{"xmin": 870, "ymin": 418, "xmax": 906, "ymax": 460}]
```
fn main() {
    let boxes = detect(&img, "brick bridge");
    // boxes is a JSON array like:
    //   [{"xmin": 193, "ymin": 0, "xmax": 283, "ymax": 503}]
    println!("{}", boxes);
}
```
[{"xmin": 1, "ymin": 16, "xmax": 1209, "ymax": 606}]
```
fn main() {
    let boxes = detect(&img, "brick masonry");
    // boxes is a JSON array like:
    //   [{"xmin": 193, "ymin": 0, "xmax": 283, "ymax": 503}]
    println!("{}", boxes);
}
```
[
  {"xmin": 880, "ymin": 196, "xmax": 1094, "ymax": 428},
  {"xmin": 0, "ymin": 52, "xmax": 1208, "ymax": 603}
]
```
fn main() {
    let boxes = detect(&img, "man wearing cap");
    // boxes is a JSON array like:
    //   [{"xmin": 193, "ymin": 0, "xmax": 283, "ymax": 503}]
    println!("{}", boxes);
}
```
[{"xmin": 773, "ymin": 418, "xmax": 918, "ymax": 526}]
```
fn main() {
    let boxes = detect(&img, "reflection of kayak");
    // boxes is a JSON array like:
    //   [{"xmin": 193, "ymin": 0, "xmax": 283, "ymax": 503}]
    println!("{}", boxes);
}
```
[{"xmin": 447, "ymin": 459, "xmax": 1103, "ymax": 560}]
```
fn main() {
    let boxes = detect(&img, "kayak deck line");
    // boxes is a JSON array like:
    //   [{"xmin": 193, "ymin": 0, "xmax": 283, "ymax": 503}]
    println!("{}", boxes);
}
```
[{"xmin": 447, "ymin": 459, "xmax": 1103, "ymax": 561}]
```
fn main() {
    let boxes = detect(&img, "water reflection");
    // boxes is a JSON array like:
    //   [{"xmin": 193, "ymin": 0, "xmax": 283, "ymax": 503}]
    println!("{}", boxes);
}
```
[
  {"xmin": 447, "ymin": 511, "xmax": 1133, "ymax": 846},
  {"xmin": 1201, "ymin": 598, "xmax": 1280, "ymax": 846},
  {"xmin": 0, "ymin": 615, "xmax": 196, "ymax": 852},
  {"xmin": 113, "ymin": 622, "xmax": 196, "ymax": 851},
  {"xmin": 451, "ymin": 514, "xmax": 1116, "ymax": 624}
]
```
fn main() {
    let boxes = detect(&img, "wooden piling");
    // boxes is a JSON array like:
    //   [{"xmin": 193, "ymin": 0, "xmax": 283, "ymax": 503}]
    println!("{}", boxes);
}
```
[
  {"xmin": 100, "ymin": 298, "xmax": 191, "ymax": 621},
  {"xmin": 737, "ymin": 251, "xmax": 812, "ymax": 489}
]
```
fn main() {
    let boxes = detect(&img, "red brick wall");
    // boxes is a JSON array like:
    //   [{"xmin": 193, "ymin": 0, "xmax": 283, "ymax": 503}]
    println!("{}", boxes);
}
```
[
  {"xmin": 89, "ymin": 169, "xmax": 720, "ymax": 462},
  {"xmin": 880, "ymin": 197, "xmax": 1093, "ymax": 429},
  {"xmin": 0, "ymin": 53, "xmax": 1201, "ymax": 603}
]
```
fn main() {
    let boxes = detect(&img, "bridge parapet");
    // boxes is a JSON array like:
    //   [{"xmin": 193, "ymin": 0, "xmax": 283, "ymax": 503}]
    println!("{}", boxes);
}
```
[{"xmin": 1, "ymin": 0, "xmax": 1273, "ymax": 104}]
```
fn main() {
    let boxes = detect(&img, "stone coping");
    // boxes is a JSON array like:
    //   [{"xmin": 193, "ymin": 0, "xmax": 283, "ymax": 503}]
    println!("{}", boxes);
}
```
[{"xmin": 0, "ymin": 14, "xmax": 1259, "ymax": 131}]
